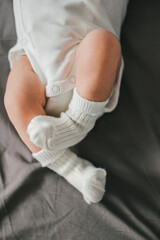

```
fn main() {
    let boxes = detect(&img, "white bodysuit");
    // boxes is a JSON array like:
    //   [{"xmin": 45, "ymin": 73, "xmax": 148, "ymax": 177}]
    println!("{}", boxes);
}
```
[{"xmin": 9, "ymin": 0, "xmax": 129, "ymax": 116}]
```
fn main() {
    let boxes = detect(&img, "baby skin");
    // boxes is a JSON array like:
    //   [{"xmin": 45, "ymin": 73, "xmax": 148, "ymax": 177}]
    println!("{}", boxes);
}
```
[{"xmin": 4, "ymin": 29, "xmax": 121, "ymax": 204}]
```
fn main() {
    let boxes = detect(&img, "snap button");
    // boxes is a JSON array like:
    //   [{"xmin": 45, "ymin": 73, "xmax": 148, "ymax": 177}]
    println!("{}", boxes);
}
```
[
  {"xmin": 21, "ymin": 38, "xmax": 28, "ymax": 46},
  {"xmin": 52, "ymin": 84, "xmax": 61, "ymax": 94},
  {"xmin": 69, "ymin": 75, "xmax": 76, "ymax": 83}
]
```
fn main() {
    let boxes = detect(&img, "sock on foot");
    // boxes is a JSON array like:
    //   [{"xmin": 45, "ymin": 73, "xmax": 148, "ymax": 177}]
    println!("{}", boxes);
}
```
[
  {"xmin": 27, "ymin": 87, "xmax": 109, "ymax": 150},
  {"xmin": 33, "ymin": 148, "xmax": 107, "ymax": 204}
]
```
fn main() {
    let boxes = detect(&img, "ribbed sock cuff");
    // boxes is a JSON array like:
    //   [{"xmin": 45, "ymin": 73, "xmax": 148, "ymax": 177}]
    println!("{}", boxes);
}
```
[
  {"xmin": 32, "ymin": 149, "xmax": 65, "ymax": 167},
  {"xmin": 68, "ymin": 88, "xmax": 109, "ymax": 116},
  {"xmin": 48, "ymin": 149, "xmax": 95, "ymax": 192}
]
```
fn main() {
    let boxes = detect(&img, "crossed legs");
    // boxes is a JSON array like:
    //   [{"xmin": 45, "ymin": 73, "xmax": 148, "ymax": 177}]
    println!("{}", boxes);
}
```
[{"xmin": 4, "ymin": 29, "xmax": 121, "ymax": 203}]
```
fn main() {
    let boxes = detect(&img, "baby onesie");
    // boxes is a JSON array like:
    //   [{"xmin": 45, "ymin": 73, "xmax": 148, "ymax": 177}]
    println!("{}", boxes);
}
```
[
  {"xmin": 8, "ymin": 0, "xmax": 130, "ymax": 204},
  {"xmin": 9, "ymin": 0, "xmax": 129, "ymax": 116}
]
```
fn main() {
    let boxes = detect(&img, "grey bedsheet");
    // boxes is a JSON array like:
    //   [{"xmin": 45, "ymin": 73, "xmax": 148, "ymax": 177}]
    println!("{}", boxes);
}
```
[{"xmin": 0, "ymin": 0, "xmax": 160, "ymax": 239}]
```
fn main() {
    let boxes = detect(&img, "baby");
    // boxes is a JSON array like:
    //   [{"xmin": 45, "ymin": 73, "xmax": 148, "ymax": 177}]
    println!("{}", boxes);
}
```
[{"xmin": 4, "ymin": 0, "xmax": 129, "ymax": 204}]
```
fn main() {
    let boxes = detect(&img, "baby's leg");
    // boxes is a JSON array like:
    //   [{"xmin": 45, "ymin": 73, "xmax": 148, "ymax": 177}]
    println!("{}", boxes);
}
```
[
  {"xmin": 4, "ymin": 55, "xmax": 106, "ymax": 204},
  {"xmin": 4, "ymin": 55, "xmax": 46, "ymax": 153},
  {"xmin": 76, "ymin": 29, "xmax": 121, "ymax": 101},
  {"xmin": 28, "ymin": 29, "xmax": 121, "ymax": 151},
  {"xmin": 26, "ymin": 30, "xmax": 121, "ymax": 204},
  {"xmin": 33, "ymin": 148, "xmax": 106, "ymax": 204}
]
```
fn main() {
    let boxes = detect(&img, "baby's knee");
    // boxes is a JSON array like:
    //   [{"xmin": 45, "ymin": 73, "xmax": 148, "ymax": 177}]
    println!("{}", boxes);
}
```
[
  {"xmin": 89, "ymin": 29, "xmax": 121, "ymax": 53},
  {"xmin": 4, "ymin": 71, "xmax": 23, "ymax": 120},
  {"xmin": 4, "ymin": 71, "xmax": 15, "ymax": 108},
  {"xmin": 4, "ymin": 56, "xmax": 46, "ymax": 112},
  {"xmin": 77, "ymin": 29, "xmax": 121, "ymax": 62},
  {"xmin": 99, "ymin": 30, "xmax": 121, "ymax": 59}
]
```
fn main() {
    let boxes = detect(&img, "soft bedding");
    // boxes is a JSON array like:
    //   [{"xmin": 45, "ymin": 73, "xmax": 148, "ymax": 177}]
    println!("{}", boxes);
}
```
[{"xmin": 0, "ymin": 0, "xmax": 160, "ymax": 239}]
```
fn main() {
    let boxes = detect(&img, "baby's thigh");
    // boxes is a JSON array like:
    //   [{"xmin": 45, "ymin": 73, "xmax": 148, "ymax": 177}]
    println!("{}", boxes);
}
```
[{"xmin": 5, "ymin": 55, "xmax": 46, "ymax": 108}]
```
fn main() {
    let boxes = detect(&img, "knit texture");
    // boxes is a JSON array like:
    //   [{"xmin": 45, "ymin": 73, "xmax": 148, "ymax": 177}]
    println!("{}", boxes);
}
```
[
  {"xmin": 32, "ymin": 149, "xmax": 65, "ymax": 167},
  {"xmin": 27, "ymin": 88, "xmax": 109, "ymax": 151},
  {"xmin": 33, "ymin": 148, "xmax": 107, "ymax": 204}
]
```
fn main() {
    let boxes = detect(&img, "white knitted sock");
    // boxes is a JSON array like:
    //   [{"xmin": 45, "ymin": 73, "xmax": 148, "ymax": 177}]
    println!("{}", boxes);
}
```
[
  {"xmin": 27, "ymin": 88, "xmax": 109, "ymax": 150},
  {"xmin": 32, "ymin": 148, "xmax": 106, "ymax": 204}
]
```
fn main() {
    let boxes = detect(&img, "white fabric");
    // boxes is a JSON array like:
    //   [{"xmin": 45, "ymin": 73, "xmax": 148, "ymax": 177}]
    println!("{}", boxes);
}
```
[
  {"xmin": 9, "ymin": 0, "xmax": 129, "ymax": 116},
  {"xmin": 27, "ymin": 88, "xmax": 110, "ymax": 151},
  {"xmin": 8, "ymin": 0, "xmax": 129, "ymax": 204},
  {"xmin": 33, "ymin": 148, "xmax": 107, "ymax": 204}
]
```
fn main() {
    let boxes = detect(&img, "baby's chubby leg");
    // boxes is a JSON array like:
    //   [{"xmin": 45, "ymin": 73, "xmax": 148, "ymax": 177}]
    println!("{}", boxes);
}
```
[
  {"xmin": 28, "ymin": 29, "xmax": 121, "ymax": 151},
  {"xmin": 4, "ymin": 55, "xmax": 106, "ymax": 204},
  {"xmin": 4, "ymin": 55, "xmax": 46, "ymax": 153},
  {"xmin": 27, "ymin": 29, "xmax": 121, "ymax": 204},
  {"xmin": 76, "ymin": 29, "xmax": 121, "ymax": 101}
]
